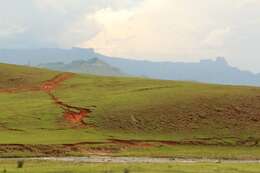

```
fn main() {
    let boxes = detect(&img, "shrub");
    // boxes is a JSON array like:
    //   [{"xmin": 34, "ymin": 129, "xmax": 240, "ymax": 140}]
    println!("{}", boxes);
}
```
[
  {"xmin": 17, "ymin": 160, "xmax": 24, "ymax": 168},
  {"xmin": 124, "ymin": 168, "xmax": 130, "ymax": 173}
]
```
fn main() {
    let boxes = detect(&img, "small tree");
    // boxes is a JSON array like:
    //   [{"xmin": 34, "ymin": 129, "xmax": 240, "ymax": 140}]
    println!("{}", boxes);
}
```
[
  {"xmin": 17, "ymin": 160, "xmax": 24, "ymax": 168},
  {"xmin": 124, "ymin": 168, "xmax": 130, "ymax": 173}
]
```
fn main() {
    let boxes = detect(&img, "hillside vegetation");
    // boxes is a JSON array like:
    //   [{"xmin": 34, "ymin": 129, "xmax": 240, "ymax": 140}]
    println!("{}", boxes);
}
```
[
  {"xmin": 0, "ymin": 63, "xmax": 59, "ymax": 89},
  {"xmin": 0, "ymin": 63, "xmax": 260, "ymax": 159}
]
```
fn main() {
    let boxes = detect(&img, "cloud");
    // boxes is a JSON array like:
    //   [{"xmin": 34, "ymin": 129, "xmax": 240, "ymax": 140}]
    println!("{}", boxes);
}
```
[
  {"xmin": 84, "ymin": 0, "xmax": 215, "ymax": 59},
  {"xmin": 0, "ymin": 0, "xmax": 141, "ymax": 48},
  {"xmin": 83, "ymin": 0, "xmax": 260, "ymax": 72},
  {"xmin": 202, "ymin": 27, "xmax": 231, "ymax": 48},
  {"xmin": 0, "ymin": 0, "xmax": 260, "ymax": 72},
  {"xmin": 0, "ymin": 24, "xmax": 26, "ymax": 38}
]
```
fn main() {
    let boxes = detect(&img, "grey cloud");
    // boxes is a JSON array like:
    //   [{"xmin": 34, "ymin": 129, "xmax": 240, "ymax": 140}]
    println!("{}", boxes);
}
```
[{"xmin": 0, "ymin": 0, "xmax": 141, "ymax": 48}]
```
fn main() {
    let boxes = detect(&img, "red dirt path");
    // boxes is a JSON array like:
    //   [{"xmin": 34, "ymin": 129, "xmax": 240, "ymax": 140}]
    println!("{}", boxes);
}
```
[
  {"xmin": 0, "ymin": 73, "xmax": 74, "ymax": 93},
  {"xmin": 40, "ymin": 73, "xmax": 92, "ymax": 125},
  {"xmin": 49, "ymin": 93, "xmax": 91, "ymax": 125},
  {"xmin": 1, "ymin": 72, "xmax": 92, "ymax": 125},
  {"xmin": 40, "ymin": 73, "xmax": 74, "ymax": 92}
]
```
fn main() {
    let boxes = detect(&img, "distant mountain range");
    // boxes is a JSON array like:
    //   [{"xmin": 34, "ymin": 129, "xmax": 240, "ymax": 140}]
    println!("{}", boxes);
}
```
[
  {"xmin": 39, "ymin": 58, "xmax": 124, "ymax": 76},
  {"xmin": 1, "ymin": 47, "xmax": 260, "ymax": 86}
]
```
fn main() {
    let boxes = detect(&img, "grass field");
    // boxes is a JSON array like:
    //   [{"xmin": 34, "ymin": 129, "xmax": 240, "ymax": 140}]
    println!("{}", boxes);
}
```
[
  {"xmin": 1, "ymin": 160, "xmax": 260, "ymax": 173},
  {"xmin": 0, "ymin": 63, "xmax": 260, "ymax": 159}
]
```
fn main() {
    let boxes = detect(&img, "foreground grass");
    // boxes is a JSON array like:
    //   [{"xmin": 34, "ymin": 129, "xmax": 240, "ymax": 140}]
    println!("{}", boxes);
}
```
[
  {"xmin": 0, "ymin": 145, "xmax": 259, "ymax": 160},
  {"xmin": 1, "ymin": 161, "xmax": 260, "ymax": 173},
  {"xmin": 118, "ymin": 145, "xmax": 260, "ymax": 160}
]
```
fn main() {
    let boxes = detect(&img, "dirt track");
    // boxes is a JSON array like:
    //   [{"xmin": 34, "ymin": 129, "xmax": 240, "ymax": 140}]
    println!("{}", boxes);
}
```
[
  {"xmin": 40, "ymin": 73, "xmax": 74, "ymax": 92},
  {"xmin": 41, "ymin": 73, "xmax": 93, "ymax": 126},
  {"xmin": 1, "ymin": 156, "xmax": 260, "ymax": 164},
  {"xmin": 0, "ymin": 72, "xmax": 93, "ymax": 126}
]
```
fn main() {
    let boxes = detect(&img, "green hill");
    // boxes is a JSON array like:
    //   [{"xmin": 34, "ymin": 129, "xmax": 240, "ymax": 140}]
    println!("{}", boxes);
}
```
[
  {"xmin": 38, "ymin": 58, "xmax": 125, "ymax": 76},
  {"xmin": 0, "ymin": 63, "xmax": 59, "ymax": 89},
  {"xmin": 0, "ymin": 63, "xmax": 260, "ymax": 159}
]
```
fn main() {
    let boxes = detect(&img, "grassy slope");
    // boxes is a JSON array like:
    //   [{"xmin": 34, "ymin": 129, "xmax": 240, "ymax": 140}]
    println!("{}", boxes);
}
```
[
  {"xmin": 55, "ymin": 75, "xmax": 260, "ymax": 141},
  {"xmin": 0, "ymin": 63, "xmax": 59, "ymax": 88},
  {"xmin": 0, "ymin": 63, "xmax": 260, "ymax": 158}
]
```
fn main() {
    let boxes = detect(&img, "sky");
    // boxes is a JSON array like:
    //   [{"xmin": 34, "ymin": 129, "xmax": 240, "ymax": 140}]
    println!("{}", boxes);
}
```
[{"xmin": 0, "ymin": 0, "xmax": 260, "ymax": 72}]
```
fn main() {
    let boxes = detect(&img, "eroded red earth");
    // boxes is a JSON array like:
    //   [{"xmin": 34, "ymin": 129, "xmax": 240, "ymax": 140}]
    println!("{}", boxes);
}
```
[
  {"xmin": 41, "ymin": 73, "xmax": 74, "ymax": 92},
  {"xmin": 0, "ymin": 72, "xmax": 92, "ymax": 126},
  {"xmin": 49, "ymin": 93, "xmax": 91, "ymax": 125},
  {"xmin": 40, "ymin": 73, "xmax": 92, "ymax": 126},
  {"xmin": 64, "ymin": 110, "xmax": 87, "ymax": 123}
]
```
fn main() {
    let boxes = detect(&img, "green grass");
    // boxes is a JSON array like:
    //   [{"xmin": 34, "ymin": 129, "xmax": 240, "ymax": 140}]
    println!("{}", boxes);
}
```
[
  {"xmin": 1, "ymin": 161, "xmax": 260, "ymax": 173},
  {"xmin": 54, "ymin": 74, "xmax": 260, "ymax": 139},
  {"xmin": 118, "ymin": 145, "xmax": 260, "ymax": 160},
  {"xmin": 0, "ymin": 63, "xmax": 59, "ymax": 88},
  {"xmin": 0, "ymin": 63, "xmax": 260, "ymax": 159}
]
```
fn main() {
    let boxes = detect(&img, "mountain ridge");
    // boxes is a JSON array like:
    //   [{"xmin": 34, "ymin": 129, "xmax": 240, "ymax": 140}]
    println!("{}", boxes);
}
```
[{"xmin": 0, "ymin": 47, "xmax": 260, "ymax": 86}]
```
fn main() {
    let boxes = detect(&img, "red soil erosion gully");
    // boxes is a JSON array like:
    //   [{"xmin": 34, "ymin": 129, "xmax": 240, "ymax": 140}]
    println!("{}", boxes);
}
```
[{"xmin": 40, "ymin": 73, "xmax": 92, "ymax": 126}]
